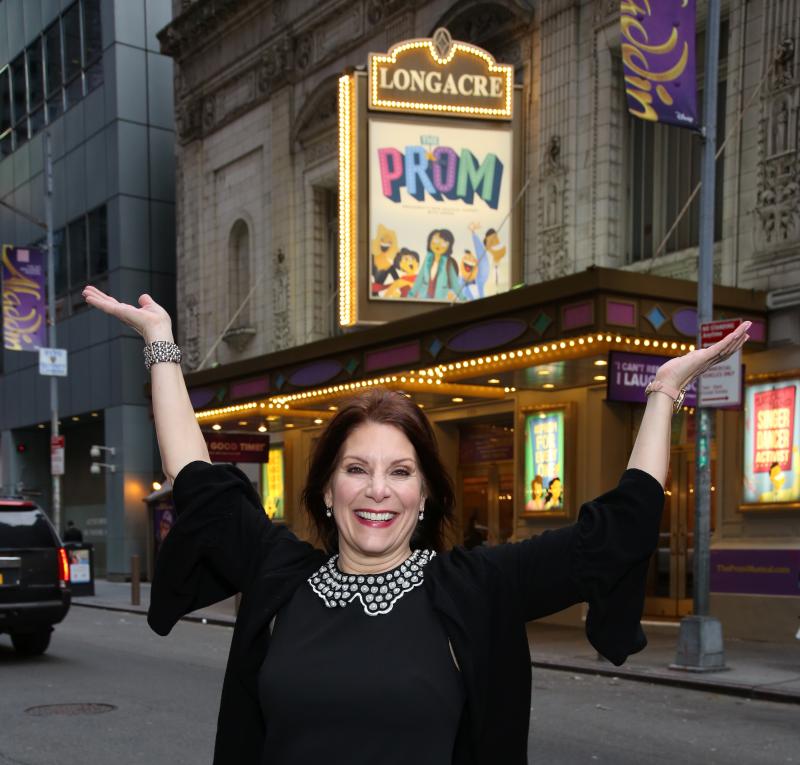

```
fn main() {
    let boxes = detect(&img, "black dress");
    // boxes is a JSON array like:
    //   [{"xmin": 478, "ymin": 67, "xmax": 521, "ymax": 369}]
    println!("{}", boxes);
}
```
[{"xmin": 259, "ymin": 557, "xmax": 465, "ymax": 765}]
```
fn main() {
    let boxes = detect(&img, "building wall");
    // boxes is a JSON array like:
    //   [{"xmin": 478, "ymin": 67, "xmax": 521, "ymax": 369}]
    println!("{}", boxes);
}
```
[{"xmin": 0, "ymin": 0, "xmax": 176, "ymax": 575}]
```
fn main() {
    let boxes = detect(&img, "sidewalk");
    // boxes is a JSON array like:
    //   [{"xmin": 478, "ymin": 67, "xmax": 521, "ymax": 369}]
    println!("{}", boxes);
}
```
[
  {"xmin": 73, "ymin": 581, "xmax": 800, "ymax": 704},
  {"xmin": 528, "ymin": 621, "xmax": 800, "ymax": 705},
  {"xmin": 72, "ymin": 579, "xmax": 238, "ymax": 627}
]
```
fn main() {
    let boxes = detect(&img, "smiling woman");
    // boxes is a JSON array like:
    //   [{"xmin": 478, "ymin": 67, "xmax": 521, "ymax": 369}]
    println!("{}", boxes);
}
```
[{"xmin": 80, "ymin": 285, "xmax": 751, "ymax": 765}]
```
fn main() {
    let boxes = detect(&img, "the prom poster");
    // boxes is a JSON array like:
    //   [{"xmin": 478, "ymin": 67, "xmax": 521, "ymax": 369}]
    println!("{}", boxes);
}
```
[{"xmin": 368, "ymin": 117, "xmax": 512, "ymax": 304}]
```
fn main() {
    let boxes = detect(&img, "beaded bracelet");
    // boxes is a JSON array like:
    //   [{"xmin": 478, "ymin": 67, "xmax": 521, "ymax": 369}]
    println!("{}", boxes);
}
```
[{"xmin": 143, "ymin": 341, "xmax": 182, "ymax": 371}]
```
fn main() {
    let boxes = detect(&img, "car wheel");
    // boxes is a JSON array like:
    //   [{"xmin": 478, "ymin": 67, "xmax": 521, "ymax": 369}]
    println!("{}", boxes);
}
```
[{"xmin": 11, "ymin": 629, "xmax": 52, "ymax": 656}]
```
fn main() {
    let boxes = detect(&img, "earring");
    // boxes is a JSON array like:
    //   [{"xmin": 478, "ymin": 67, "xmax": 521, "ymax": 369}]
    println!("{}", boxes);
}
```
[
  {"xmin": 325, "ymin": 505, "xmax": 333, "ymax": 518},
  {"xmin": 418, "ymin": 502, "xmax": 425, "ymax": 522}
]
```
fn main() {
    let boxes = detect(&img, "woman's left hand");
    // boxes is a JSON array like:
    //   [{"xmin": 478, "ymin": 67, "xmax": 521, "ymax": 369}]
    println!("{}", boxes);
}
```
[{"xmin": 654, "ymin": 321, "xmax": 751, "ymax": 392}]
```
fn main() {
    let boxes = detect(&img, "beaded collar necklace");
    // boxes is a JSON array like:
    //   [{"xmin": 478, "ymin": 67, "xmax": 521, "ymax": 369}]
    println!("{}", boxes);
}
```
[{"xmin": 308, "ymin": 548, "xmax": 436, "ymax": 616}]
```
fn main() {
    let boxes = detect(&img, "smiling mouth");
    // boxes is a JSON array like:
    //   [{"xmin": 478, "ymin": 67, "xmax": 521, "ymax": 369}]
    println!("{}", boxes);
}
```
[{"xmin": 354, "ymin": 510, "xmax": 398, "ymax": 527}]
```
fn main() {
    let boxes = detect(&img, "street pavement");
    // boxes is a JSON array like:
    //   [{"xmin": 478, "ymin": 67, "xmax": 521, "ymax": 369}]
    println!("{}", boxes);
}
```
[
  {"xmin": 76, "ymin": 580, "xmax": 800, "ymax": 703},
  {"xmin": 1, "ymin": 606, "xmax": 797, "ymax": 764}
]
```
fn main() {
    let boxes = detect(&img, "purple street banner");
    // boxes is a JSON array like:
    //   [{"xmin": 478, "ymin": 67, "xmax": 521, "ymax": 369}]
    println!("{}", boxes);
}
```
[
  {"xmin": 710, "ymin": 549, "xmax": 800, "ymax": 596},
  {"xmin": 606, "ymin": 351, "xmax": 697, "ymax": 405},
  {"xmin": 620, "ymin": 0, "xmax": 698, "ymax": 129},
  {"xmin": 2, "ymin": 245, "xmax": 47, "ymax": 351}
]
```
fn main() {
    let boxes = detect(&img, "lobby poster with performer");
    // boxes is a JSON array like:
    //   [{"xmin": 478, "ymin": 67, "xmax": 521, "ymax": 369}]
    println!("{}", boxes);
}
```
[
  {"xmin": 523, "ymin": 409, "xmax": 565, "ymax": 513},
  {"xmin": 743, "ymin": 380, "xmax": 800, "ymax": 505},
  {"xmin": 368, "ymin": 117, "xmax": 512, "ymax": 304}
]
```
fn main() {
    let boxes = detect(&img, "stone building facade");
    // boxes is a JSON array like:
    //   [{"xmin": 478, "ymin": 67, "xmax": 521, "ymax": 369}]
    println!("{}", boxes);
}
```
[{"xmin": 163, "ymin": 0, "xmax": 799, "ymax": 365}]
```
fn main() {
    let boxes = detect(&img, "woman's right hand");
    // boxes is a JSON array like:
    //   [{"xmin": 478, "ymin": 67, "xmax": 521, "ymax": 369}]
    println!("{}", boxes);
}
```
[{"xmin": 82, "ymin": 286, "xmax": 173, "ymax": 345}]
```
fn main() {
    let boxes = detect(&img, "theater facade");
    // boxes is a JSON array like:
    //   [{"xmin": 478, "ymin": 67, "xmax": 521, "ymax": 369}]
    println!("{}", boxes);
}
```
[{"xmin": 160, "ymin": 1, "xmax": 800, "ymax": 641}]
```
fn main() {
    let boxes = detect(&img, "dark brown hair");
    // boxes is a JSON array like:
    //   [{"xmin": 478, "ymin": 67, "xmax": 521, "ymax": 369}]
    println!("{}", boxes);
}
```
[{"xmin": 301, "ymin": 389, "xmax": 455, "ymax": 554}]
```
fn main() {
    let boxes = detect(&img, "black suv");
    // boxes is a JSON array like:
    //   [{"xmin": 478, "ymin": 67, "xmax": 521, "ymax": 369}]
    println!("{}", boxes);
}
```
[{"xmin": 0, "ymin": 499, "xmax": 71, "ymax": 655}]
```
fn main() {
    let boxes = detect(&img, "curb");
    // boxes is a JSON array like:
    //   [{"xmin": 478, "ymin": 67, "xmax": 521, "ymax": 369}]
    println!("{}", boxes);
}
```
[
  {"xmin": 71, "ymin": 600, "xmax": 235, "ymax": 629},
  {"xmin": 532, "ymin": 658, "xmax": 800, "ymax": 706}
]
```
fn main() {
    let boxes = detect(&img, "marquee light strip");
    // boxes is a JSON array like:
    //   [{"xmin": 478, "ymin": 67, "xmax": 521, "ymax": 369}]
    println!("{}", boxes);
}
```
[
  {"xmin": 338, "ymin": 74, "xmax": 357, "ymax": 327},
  {"xmin": 193, "ymin": 333, "xmax": 695, "ymax": 420},
  {"xmin": 369, "ymin": 39, "xmax": 514, "ymax": 119}
]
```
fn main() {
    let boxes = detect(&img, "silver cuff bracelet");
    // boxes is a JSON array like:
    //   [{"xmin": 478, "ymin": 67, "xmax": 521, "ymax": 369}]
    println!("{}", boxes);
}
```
[{"xmin": 144, "ymin": 341, "xmax": 182, "ymax": 371}]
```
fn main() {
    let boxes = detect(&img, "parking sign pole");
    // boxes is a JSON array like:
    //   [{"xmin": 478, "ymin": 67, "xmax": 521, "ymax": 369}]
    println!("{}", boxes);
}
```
[{"xmin": 44, "ymin": 132, "xmax": 62, "ymax": 534}]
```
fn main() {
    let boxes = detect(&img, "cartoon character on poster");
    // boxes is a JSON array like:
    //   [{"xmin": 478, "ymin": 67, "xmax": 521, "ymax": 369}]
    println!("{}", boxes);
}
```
[
  {"xmin": 368, "ymin": 118, "xmax": 513, "ymax": 304},
  {"xmin": 524, "ymin": 411, "xmax": 565, "ymax": 512},
  {"xmin": 743, "ymin": 381, "xmax": 800, "ymax": 504}
]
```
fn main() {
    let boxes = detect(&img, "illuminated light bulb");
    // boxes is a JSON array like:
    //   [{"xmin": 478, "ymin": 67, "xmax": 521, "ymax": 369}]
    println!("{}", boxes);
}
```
[
  {"xmin": 258, "ymin": 425, "xmax": 267, "ymax": 433},
  {"xmin": 593, "ymin": 375, "xmax": 607, "ymax": 382},
  {"xmin": 594, "ymin": 359, "xmax": 608, "ymax": 366},
  {"xmin": 152, "ymin": 481, "xmax": 162, "ymax": 491},
  {"xmin": 488, "ymin": 378, "xmax": 500, "ymax": 384},
  {"xmin": 313, "ymin": 418, "xmax": 323, "ymax": 425},
  {"xmin": 634, "ymin": 338, "xmax": 641, "ymax": 345},
  {"xmin": 286, "ymin": 423, "xmax": 294, "ymax": 428},
  {"xmin": 451, "ymin": 397, "xmax": 464, "ymax": 403},
  {"xmin": 543, "ymin": 383, "xmax": 555, "ymax": 389},
  {"xmin": 329, "ymin": 406, "xmax": 338, "ymax": 411},
  {"xmin": 615, "ymin": 336, "xmax": 622, "ymax": 343},
  {"xmin": 212, "ymin": 424, "xmax": 222, "ymax": 431},
  {"xmin": 643, "ymin": 339, "xmax": 651, "ymax": 347}
]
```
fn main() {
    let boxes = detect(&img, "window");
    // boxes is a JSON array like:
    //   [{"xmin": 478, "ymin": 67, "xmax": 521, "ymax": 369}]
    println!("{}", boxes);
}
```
[
  {"xmin": 54, "ymin": 206, "xmax": 108, "ymax": 316},
  {"xmin": 626, "ymin": 23, "xmax": 729, "ymax": 262},
  {"xmin": 10, "ymin": 54, "xmax": 27, "ymax": 147},
  {"xmin": 229, "ymin": 220, "xmax": 251, "ymax": 326},
  {"xmin": 88, "ymin": 206, "xmax": 107, "ymax": 276},
  {"xmin": 68, "ymin": 217, "xmax": 87, "ymax": 287},
  {"xmin": 63, "ymin": 3, "xmax": 83, "ymax": 107},
  {"xmin": 82, "ymin": 0, "xmax": 103, "ymax": 92},
  {"xmin": 0, "ymin": 1, "xmax": 103, "ymax": 157},
  {"xmin": 27, "ymin": 41, "xmax": 45, "ymax": 136},
  {"xmin": 0, "ymin": 67, "xmax": 11, "ymax": 157},
  {"xmin": 44, "ymin": 22, "xmax": 63, "ymax": 122}
]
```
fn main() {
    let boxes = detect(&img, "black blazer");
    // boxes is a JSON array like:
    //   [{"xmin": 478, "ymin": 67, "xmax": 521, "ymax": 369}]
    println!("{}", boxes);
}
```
[{"xmin": 148, "ymin": 461, "xmax": 663, "ymax": 764}]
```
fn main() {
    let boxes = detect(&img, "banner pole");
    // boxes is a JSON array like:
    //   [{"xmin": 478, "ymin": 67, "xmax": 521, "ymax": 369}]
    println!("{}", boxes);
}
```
[
  {"xmin": 672, "ymin": 0, "xmax": 726, "ymax": 672},
  {"xmin": 44, "ymin": 132, "xmax": 61, "ymax": 535}
]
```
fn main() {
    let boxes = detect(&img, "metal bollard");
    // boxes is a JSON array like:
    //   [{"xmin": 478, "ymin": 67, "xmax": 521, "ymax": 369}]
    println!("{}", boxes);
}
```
[{"xmin": 131, "ymin": 554, "xmax": 140, "ymax": 606}]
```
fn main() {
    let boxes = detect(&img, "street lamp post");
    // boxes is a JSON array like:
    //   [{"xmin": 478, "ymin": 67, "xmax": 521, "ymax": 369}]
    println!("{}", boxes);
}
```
[
  {"xmin": 44, "ymin": 132, "xmax": 62, "ymax": 534},
  {"xmin": 672, "ymin": 0, "xmax": 726, "ymax": 671}
]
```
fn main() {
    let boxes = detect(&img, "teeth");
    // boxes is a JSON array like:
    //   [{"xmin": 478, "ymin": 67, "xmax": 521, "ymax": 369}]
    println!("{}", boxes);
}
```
[{"xmin": 355, "ymin": 511, "xmax": 395, "ymax": 521}]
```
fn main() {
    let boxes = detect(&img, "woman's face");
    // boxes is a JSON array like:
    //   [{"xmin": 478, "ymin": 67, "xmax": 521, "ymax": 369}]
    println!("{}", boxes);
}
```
[
  {"xmin": 549, "ymin": 479, "xmax": 562, "ymax": 502},
  {"xmin": 532, "ymin": 480, "xmax": 543, "ymax": 499},
  {"xmin": 324, "ymin": 421, "xmax": 425, "ymax": 565},
  {"xmin": 430, "ymin": 232, "xmax": 448, "ymax": 256}
]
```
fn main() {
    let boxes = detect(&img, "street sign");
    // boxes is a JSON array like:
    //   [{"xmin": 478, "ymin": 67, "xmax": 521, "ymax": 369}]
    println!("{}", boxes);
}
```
[
  {"xmin": 699, "ymin": 319, "xmax": 742, "ymax": 407},
  {"xmin": 50, "ymin": 435, "xmax": 65, "ymax": 476},
  {"xmin": 39, "ymin": 347, "xmax": 68, "ymax": 376}
]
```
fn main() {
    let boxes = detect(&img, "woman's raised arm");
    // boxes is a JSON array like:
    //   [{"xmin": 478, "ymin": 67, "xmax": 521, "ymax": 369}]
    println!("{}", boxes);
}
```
[
  {"xmin": 83, "ymin": 286, "xmax": 209, "ymax": 482},
  {"xmin": 627, "ymin": 320, "xmax": 751, "ymax": 487}
]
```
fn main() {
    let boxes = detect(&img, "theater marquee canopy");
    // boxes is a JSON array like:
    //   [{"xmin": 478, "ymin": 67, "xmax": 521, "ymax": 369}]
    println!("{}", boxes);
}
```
[{"xmin": 339, "ymin": 28, "xmax": 522, "ymax": 327}]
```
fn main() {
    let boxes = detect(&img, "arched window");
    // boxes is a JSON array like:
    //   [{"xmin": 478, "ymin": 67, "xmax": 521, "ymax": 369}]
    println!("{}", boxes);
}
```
[{"xmin": 229, "ymin": 219, "xmax": 251, "ymax": 327}]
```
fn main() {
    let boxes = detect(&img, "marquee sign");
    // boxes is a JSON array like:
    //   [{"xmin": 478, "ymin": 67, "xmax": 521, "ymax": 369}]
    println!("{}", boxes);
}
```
[
  {"xmin": 339, "ymin": 29, "xmax": 521, "ymax": 327},
  {"xmin": 369, "ymin": 29, "xmax": 513, "ymax": 119}
]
